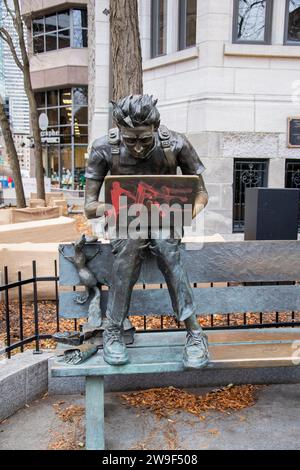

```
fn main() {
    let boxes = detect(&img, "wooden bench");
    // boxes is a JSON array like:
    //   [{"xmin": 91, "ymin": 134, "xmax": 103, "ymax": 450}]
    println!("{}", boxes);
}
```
[{"xmin": 51, "ymin": 240, "xmax": 300, "ymax": 450}]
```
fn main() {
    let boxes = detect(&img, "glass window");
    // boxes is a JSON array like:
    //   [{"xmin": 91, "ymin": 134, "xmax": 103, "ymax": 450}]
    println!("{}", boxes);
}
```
[
  {"xmin": 59, "ymin": 127, "xmax": 72, "ymax": 144},
  {"xmin": 57, "ymin": 10, "xmax": 70, "ymax": 30},
  {"xmin": 61, "ymin": 147, "xmax": 72, "ymax": 188},
  {"xmin": 48, "ymin": 147, "xmax": 59, "ymax": 184},
  {"xmin": 74, "ymin": 132, "xmax": 88, "ymax": 144},
  {"xmin": 60, "ymin": 107, "xmax": 72, "ymax": 126},
  {"xmin": 74, "ymin": 106, "xmax": 88, "ymax": 125},
  {"xmin": 47, "ymin": 108, "xmax": 59, "ymax": 126},
  {"xmin": 32, "ymin": 17, "xmax": 45, "ymax": 35},
  {"xmin": 73, "ymin": 9, "xmax": 88, "ymax": 28},
  {"xmin": 285, "ymin": 0, "xmax": 300, "ymax": 43},
  {"xmin": 33, "ymin": 36, "xmax": 45, "ymax": 54},
  {"xmin": 74, "ymin": 147, "xmax": 87, "ymax": 170},
  {"xmin": 72, "ymin": 9, "xmax": 88, "ymax": 48},
  {"xmin": 73, "ymin": 28, "xmax": 88, "ymax": 48},
  {"xmin": 151, "ymin": 0, "xmax": 167, "ymax": 58},
  {"xmin": 60, "ymin": 89, "xmax": 72, "ymax": 106},
  {"xmin": 178, "ymin": 0, "xmax": 197, "ymax": 50},
  {"xmin": 73, "ymin": 87, "xmax": 88, "ymax": 106},
  {"xmin": 32, "ymin": 8, "xmax": 87, "ymax": 54},
  {"xmin": 58, "ymin": 30, "xmax": 70, "ymax": 49},
  {"xmin": 47, "ymin": 90, "xmax": 58, "ymax": 107},
  {"xmin": 232, "ymin": 0, "xmax": 273, "ymax": 44},
  {"xmin": 74, "ymin": 146, "xmax": 87, "ymax": 190},
  {"xmin": 35, "ymin": 87, "xmax": 88, "ymax": 189},
  {"xmin": 45, "ymin": 33, "xmax": 57, "ymax": 51},
  {"xmin": 36, "ymin": 92, "xmax": 46, "ymax": 108},
  {"xmin": 45, "ymin": 14, "xmax": 57, "ymax": 32}
]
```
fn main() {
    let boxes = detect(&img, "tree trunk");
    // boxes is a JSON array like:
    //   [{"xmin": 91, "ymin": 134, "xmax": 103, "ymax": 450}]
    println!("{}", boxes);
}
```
[
  {"xmin": 0, "ymin": 100, "xmax": 26, "ymax": 208},
  {"xmin": 23, "ymin": 60, "xmax": 45, "ymax": 201},
  {"xmin": 110, "ymin": 0, "xmax": 143, "ymax": 101}
]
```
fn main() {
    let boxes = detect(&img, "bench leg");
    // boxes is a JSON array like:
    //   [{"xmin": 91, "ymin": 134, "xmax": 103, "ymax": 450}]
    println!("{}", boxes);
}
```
[{"xmin": 85, "ymin": 376, "xmax": 105, "ymax": 450}]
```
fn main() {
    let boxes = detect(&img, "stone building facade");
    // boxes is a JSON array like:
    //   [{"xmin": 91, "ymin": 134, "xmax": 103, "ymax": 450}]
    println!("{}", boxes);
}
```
[
  {"xmin": 22, "ymin": 0, "xmax": 300, "ymax": 236},
  {"xmin": 89, "ymin": 0, "xmax": 300, "ymax": 237}
]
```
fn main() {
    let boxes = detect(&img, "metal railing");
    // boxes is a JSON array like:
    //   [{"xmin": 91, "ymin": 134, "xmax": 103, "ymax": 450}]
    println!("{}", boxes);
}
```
[
  {"xmin": 0, "ymin": 261, "xmax": 59, "ymax": 359},
  {"xmin": 1, "ymin": 261, "xmax": 300, "ymax": 359}
]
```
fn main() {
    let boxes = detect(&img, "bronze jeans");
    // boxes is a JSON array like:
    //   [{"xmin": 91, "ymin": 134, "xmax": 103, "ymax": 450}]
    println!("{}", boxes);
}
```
[{"xmin": 106, "ymin": 238, "xmax": 196, "ymax": 326}]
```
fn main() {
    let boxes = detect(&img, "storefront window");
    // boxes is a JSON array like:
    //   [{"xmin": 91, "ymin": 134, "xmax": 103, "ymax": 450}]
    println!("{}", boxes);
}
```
[
  {"xmin": 47, "ymin": 108, "xmax": 59, "ymax": 126},
  {"xmin": 47, "ymin": 90, "xmax": 58, "ymax": 107},
  {"xmin": 74, "ymin": 106, "xmax": 88, "ymax": 125},
  {"xmin": 74, "ymin": 146, "xmax": 88, "ymax": 190},
  {"xmin": 61, "ymin": 146, "xmax": 72, "ymax": 189},
  {"xmin": 73, "ymin": 87, "xmax": 88, "ymax": 106},
  {"xmin": 32, "ymin": 8, "xmax": 88, "ymax": 54},
  {"xmin": 36, "ymin": 86, "xmax": 88, "ymax": 190},
  {"xmin": 48, "ymin": 147, "xmax": 59, "ymax": 187}
]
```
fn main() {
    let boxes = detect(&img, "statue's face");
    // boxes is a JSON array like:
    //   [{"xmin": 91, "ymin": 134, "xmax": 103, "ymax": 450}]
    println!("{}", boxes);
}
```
[{"xmin": 120, "ymin": 125, "xmax": 155, "ymax": 159}]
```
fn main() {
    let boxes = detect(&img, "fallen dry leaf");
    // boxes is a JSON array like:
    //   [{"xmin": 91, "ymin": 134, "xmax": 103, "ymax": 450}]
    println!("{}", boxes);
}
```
[
  {"xmin": 208, "ymin": 428, "xmax": 219, "ymax": 436},
  {"xmin": 53, "ymin": 404, "xmax": 84, "ymax": 423},
  {"xmin": 121, "ymin": 384, "xmax": 262, "ymax": 419}
]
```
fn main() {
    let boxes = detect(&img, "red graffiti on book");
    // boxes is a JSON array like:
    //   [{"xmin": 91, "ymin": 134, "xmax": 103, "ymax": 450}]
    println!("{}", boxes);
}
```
[{"xmin": 107, "ymin": 181, "xmax": 192, "ymax": 219}]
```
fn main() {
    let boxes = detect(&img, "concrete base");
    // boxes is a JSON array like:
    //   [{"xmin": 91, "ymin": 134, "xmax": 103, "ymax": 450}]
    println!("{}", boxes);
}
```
[
  {"xmin": 0, "ymin": 216, "xmax": 78, "ymax": 244},
  {"xmin": 0, "ymin": 351, "xmax": 53, "ymax": 421}
]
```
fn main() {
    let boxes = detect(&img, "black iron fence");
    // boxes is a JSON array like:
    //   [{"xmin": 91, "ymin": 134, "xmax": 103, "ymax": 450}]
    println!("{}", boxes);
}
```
[
  {"xmin": 1, "ymin": 261, "xmax": 300, "ymax": 359},
  {"xmin": 0, "ymin": 261, "xmax": 59, "ymax": 359}
]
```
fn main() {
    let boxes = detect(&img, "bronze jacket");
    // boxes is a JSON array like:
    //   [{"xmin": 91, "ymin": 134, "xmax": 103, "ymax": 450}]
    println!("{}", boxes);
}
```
[{"xmin": 85, "ymin": 130, "xmax": 205, "ymax": 181}]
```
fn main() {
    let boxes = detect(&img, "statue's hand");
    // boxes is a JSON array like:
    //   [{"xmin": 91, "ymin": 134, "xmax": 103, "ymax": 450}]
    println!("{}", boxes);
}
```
[
  {"xmin": 192, "ymin": 203, "xmax": 205, "ymax": 219},
  {"xmin": 192, "ymin": 191, "xmax": 208, "ymax": 218}
]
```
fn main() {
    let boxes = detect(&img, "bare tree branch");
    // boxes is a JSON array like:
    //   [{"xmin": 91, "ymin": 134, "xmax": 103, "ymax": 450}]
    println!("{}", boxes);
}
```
[
  {"xmin": 0, "ymin": 27, "xmax": 24, "ymax": 71},
  {"xmin": 12, "ymin": 0, "xmax": 30, "ymax": 72},
  {"xmin": 0, "ymin": 0, "xmax": 45, "ymax": 200},
  {"xmin": 3, "ymin": 0, "xmax": 15, "ymax": 22}
]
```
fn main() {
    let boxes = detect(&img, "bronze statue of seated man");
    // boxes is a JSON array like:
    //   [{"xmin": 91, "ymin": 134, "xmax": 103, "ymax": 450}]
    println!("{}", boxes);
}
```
[{"xmin": 84, "ymin": 94, "xmax": 209, "ymax": 369}]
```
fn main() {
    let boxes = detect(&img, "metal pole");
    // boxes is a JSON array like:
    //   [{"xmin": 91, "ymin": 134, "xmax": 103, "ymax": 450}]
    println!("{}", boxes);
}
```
[
  {"xmin": 32, "ymin": 261, "xmax": 42, "ymax": 354},
  {"xmin": 18, "ymin": 271, "xmax": 24, "ymax": 353},
  {"xmin": 4, "ymin": 266, "xmax": 11, "ymax": 359},
  {"xmin": 54, "ymin": 260, "xmax": 60, "ymax": 332}
]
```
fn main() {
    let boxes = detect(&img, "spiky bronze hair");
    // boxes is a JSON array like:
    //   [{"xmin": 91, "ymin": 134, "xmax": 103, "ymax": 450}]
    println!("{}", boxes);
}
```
[{"xmin": 112, "ymin": 94, "xmax": 161, "ymax": 129}]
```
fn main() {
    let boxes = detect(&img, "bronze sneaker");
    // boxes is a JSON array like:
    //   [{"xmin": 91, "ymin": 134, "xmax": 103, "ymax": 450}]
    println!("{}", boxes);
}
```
[
  {"xmin": 103, "ymin": 325, "xmax": 129, "ymax": 365},
  {"xmin": 183, "ymin": 330, "xmax": 209, "ymax": 369}
]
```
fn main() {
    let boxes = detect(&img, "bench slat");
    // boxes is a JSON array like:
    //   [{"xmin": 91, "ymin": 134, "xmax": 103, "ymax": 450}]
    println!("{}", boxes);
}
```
[
  {"xmin": 59, "ymin": 284, "xmax": 300, "ymax": 318},
  {"xmin": 51, "ymin": 329, "xmax": 300, "ymax": 377},
  {"xmin": 59, "ymin": 241, "xmax": 300, "ymax": 286}
]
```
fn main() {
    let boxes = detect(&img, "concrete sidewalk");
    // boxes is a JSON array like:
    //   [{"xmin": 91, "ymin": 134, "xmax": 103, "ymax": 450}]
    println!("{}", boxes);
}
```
[{"xmin": 0, "ymin": 384, "xmax": 300, "ymax": 450}]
